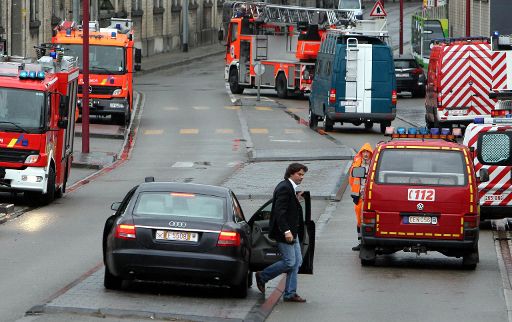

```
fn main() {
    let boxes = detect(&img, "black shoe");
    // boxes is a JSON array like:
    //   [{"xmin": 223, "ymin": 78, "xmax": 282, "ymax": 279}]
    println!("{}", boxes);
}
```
[
  {"xmin": 255, "ymin": 271, "xmax": 265, "ymax": 294},
  {"xmin": 352, "ymin": 244, "xmax": 361, "ymax": 251}
]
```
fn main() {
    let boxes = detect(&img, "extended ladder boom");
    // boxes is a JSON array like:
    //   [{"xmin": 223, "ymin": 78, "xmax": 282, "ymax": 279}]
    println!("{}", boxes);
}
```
[{"xmin": 230, "ymin": 1, "xmax": 355, "ymax": 27}]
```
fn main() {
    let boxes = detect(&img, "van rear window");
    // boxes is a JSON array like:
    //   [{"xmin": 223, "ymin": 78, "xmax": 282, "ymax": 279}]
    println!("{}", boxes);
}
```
[
  {"xmin": 376, "ymin": 149, "xmax": 467, "ymax": 186},
  {"xmin": 477, "ymin": 132, "xmax": 512, "ymax": 166}
]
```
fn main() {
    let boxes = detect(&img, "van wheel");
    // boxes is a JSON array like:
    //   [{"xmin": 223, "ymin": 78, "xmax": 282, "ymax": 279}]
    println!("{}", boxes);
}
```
[
  {"xmin": 364, "ymin": 122, "xmax": 374, "ymax": 130},
  {"xmin": 359, "ymin": 245, "xmax": 376, "ymax": 266},
  {"xmin": 462, "ymin": 249, "xmax": 479, "ymax": 270},
  {"xmin": 380, "ymin": 122, "xmax": 391, "ymax": 134},
  {"xmin": 229, "ymin": 68, "xmax": 244, "ymax": 94},
  {"xmin": 309, "ymin": 108, "xmax": 318, "ymax": 130},
  {"xmin": 276, "ymin": 73, "xmax": 288, "ymax": 99},
  {"xmin": 324, "ymin": 115, "xmax": 334, "ymax": 131}
]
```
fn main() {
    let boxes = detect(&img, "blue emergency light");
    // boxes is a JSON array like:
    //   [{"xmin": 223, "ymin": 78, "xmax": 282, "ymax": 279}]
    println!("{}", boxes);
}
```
[
  {"xmin": 19, "ymin": 70, "xmax": 45, "ymax": 80},
  {"xmin": 50, "ymin": 51, "xmax": 57, "ymax": 59},
  {"xmin": 29, "ymin": 71, "xmax": 36, "ymax": 79},
  {"xmin": 441, "ymin": 128, "xmax": 451, "ymax": 135},
  {"xmin": 493, "ymin": 31, "xmax": 500, "ymax": 37},
  {"xmin": 116, "ymin": 23, "xmax": 121, "ymax": 30},
  {"xmin": 419, "ymin": 127, "xmax": 429, "ymax": 135},
  {"xmin": 37, "ymin": 72, "xmax": 45, "ymax": 79},
  {"xmin": 111, "ymin": 31, "xmax": 117, "ymax": 39},
  {"xmin": 430, "ymin": 128, "xmax": 440, "ymax": 135},
  {"xmin": 397, "ymin": 127, "xmax": 406, "ymax": 134},
  {"xmin": 474, "ymin": 117, "xmax": 485, "ymax": 124},
  {"xmin": 66, "ymin": 28, "xmax": 72, "ymax": 37},
  {"xmin": 407, "ymin": 128, "xmax": 417, "ymax": 135},
  {"xmin": 386, "ymin": 126, "xmax": 461, "ymax": 140},
  {"xmin": 19, "ymin": 71, "xmax": 29, "ymax": 79}
]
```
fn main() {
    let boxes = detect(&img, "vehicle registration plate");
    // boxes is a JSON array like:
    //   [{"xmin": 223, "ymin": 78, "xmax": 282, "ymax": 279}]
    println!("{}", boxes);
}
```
[
  {"xmin": 156, "ymin": 230, "xmax": 199, "ymax": 242},
  {"xmin": 408, "ymin": 189, "xmax": 435, "ymax": 201},
  {"xmin": 404, "ymin": 216, "xmax": 438, "ymax": 225},
  {"xmin": 396, "ymin": 73, "xmax": 409, "ymax": 78},
  {"xmin": 448, "ymin": 109, "xmax": 466, "ymax": 116},
  {"xmin": 484, "ymin": 194, "xmax": 505, "ymax": 202}
]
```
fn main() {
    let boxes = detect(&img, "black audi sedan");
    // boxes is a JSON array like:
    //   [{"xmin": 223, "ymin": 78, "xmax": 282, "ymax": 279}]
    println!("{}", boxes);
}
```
[
  {"xmin": 394, "ymin": 56, "xmax": 426, "ymax": 98},
  {"xmin": 102, "ymin": 178, "xmax": 315, "ymax": 298}
]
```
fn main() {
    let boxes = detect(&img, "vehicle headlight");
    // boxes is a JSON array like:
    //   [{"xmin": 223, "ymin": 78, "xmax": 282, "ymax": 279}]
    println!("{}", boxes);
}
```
[
  {"xmin": 24, "ymin": 155, "xmax": 39, "ymax": 164},
  {"xmin": 112, "ymin": 89, "xmax": 122, "ymax": 95}
]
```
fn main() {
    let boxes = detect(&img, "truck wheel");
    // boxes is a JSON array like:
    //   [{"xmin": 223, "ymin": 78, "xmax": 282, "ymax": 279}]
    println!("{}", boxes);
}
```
[
  {"xmin": 229, "ymin": 68, "xmax": 244, "ymax": 94},
  {"xmin": 276, "ymin": 73, "xmax": 288, "ymax": 99},
  {"xmin": 324, "ymin": 115, "xmax": 334, "ymax": 131},
  {"xmin": 380, "ymin": 121, "xmax": 391, "ymax": 134},
  {"xmin": 39, "ymin": 166, "xmax": 56, "ymax": 205},
  {"xmin": 364, "ymin": 122, "xmax": 374, "ymax": 130},
  {"xmin": 104, "ymin": 264, "xmax": 123, "ymax": 290},
  {"xmin": 309, "ymin": 108, "xmax": 318, "ymax": 130}
]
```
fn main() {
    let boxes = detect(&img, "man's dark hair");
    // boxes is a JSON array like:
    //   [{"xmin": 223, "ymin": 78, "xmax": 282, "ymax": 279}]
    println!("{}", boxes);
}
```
[{"xmin": 284, "ymin": 163, "xmax": 308, "ymax": 179}]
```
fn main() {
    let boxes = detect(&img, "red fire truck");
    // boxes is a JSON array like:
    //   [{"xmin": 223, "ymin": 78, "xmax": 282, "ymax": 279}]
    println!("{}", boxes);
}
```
[
  {"xmin": 223, "ymin": 2, "xmax": 354, "ymax": 98},
  {"xmin": 0, "ymin": 48, "xmax": 79, "ymax": 205},
  {"xmin": 52, "ymin": 19, "xmax": 141, "ymax": 125}
]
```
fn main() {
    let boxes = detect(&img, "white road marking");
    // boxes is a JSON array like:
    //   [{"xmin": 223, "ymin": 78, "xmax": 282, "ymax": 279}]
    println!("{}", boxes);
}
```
[{"xmin": 172, "ymin": 162, "xmax": 195, "ymax": 168}]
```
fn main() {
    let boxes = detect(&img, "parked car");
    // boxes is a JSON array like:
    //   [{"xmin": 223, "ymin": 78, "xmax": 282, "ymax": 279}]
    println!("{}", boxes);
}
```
[
  {"xmin": 102, "ymin": 178, "xmax": 315, "ymax": 298},
  {"xmin": 394, "ymin": 55, "xmax": 426, "ymax": 98}
]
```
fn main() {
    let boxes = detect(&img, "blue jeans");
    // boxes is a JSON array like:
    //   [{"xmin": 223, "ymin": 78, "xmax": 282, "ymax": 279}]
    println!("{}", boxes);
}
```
[{"xmin": 259, "ymin": 238, "xmax": 302, "ymax": 298}]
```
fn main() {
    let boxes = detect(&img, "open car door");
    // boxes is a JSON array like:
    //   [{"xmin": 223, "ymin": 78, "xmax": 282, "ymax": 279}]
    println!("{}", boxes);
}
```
[{"xmin": 248, "ymin": 191, "xmax": 315, "ymax": 274}]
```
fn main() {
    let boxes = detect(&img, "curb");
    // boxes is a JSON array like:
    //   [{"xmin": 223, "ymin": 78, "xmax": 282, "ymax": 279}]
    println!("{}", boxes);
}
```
[{"xmin": 139, "ymin": 49, "xmax": 225, "ymax": 75}]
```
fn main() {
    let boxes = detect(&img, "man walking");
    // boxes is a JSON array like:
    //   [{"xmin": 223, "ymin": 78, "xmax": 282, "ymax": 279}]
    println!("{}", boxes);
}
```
[{"xmin": 255, "ymin": 163, "xmax": 308, "ymax": 303}]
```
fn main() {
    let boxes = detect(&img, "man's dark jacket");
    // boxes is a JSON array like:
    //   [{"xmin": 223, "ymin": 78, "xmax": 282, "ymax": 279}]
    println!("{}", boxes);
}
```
[{"xmin": 268, "ymin": 179, "xmax": 304, "ymax": 243}]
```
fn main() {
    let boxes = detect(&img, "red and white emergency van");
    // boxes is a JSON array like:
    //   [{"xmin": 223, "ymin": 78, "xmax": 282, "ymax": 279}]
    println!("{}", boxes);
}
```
[
  {"xmin": 0, "ymin": 48, "xmax": 79, "ymax": 205},
  {"xmin": 425, "ymin": 37, "xmax": 503, "ymax": 127},
  {"xmin": 462, "ymin": 33, "xmax": 512, "ymax": 220},
  {"xmin": 353, "ymin": 127, "xmax": 481, "ymax": 269}
]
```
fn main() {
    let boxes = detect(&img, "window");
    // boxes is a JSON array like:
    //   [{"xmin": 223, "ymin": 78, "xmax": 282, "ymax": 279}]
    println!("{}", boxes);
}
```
[
  {"xmin": 478, "ymin": 132, "xmax": 512, "ymax": 166},
  {"xmin": 0, "ymin": 88, "xmax": 46, "ymax": 131},
  {"xmin": 230, "ymin": 23, "xmax": 239, "ymax": 43},
  {"xmin": 231, "ymin": 193, "xmax": 245, "ymax": 222},
  {"xmin": 154, "ymin": 0, "xmax": 163, "ymax": 8},
  {"xmin": 30, "ymin": 0, "xmax": 39, "ymax": 21},
  {"xmin": 376, "ymin": 149, "xmax": 468, "ymax": 186},
  {"xmin": 132, "ymin": 0, "xmax": 142, "ymax": 11},
  {"xmin": 57, "ymin": 44, "xmax": 126, "ymax": 74}
]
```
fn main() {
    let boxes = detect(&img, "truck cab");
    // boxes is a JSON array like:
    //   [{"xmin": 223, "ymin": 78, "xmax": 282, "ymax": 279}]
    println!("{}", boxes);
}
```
[
  {"xmin": 52, "ymin": 19, "xmax": 141, "ymax": 125},
  {"xmin": 0, "ymin": 51, "xmax": 79, "ymax": 204},
  {"xmin": 353, "ymin": 127, "xmax": 481, "ymax": 269}
]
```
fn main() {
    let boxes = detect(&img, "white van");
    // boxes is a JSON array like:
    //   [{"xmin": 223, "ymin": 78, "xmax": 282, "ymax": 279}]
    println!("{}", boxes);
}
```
[{"xmin": 338, "ymin": 0, "xmax": 364, "ymax": 20}]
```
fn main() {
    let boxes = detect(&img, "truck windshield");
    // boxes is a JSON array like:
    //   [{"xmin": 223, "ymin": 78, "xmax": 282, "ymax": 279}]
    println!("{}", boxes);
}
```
[
  {"xmin": 338, "ymin": 0, "xmax": 361, "ymax": 9},
  {"xmin": 376, "ymin": 149, "xmax": 468, "ymax": 186},
  {"xmin": 58, "ymin": 44, "xmax": 125, "ymax": 74},
  {"xmin": 0, "ymin": 88, "xmax": 45, "ymax": 132}
]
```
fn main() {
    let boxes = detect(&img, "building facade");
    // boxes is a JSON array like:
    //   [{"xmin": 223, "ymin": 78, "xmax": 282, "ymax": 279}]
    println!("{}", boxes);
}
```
[
  {"xmin": 448, "ymin": 0, "xmax": 512, "ymax": 38},
  {"xmin": 0, "ymin": 0, "xmax": 229, "ymax": 57}
]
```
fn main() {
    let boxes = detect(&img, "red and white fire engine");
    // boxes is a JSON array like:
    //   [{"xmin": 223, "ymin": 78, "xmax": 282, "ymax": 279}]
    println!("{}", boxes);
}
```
[
  {"xmin": 223, "ymin": 2, "xmax": 355, "ymax": 98},
  {"xmin": 462, "ymin": 33, "xmax": 512, "ymax": 220},
  {"xmin": 425, "ymin": 37, "xmax": 505, "ymax": 127},
  {"xmin": 0, "ymin": 48, "xmax": 79, "ymax": 205}
]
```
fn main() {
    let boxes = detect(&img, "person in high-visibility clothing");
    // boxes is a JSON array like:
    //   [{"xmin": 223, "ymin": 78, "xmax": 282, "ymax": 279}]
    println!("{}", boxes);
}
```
[{"xmin": 349, "ymin": 143, "xmax": 373, "ymax": 251}]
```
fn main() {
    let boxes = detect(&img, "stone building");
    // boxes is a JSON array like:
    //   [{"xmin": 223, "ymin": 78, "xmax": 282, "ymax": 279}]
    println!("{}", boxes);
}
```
[
  {"xmin": 448, "ymin": 0, "xmax": 512, "ymax": 37},
  {"xmin": 0, "ymin": 0, "xmax": 228, "ymax": 57}
]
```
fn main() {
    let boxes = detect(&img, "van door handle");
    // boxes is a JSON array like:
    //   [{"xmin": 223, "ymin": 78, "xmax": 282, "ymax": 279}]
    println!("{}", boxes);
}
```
[{"xmin": 365, "ymin": 89, "xmax": 372, "ymax": 91}]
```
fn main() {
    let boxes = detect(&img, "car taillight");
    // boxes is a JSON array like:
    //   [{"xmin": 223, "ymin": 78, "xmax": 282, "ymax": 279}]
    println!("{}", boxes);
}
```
[
  {"xmin": 437, "ymin": 95, "xmax": 442, "ymax": 107},
  {"xmin": 329, "ymin": 88, "xmax": 336, "ymax": 104},
  {"xmin": 115, "ymin": 224, "xmax": 136, "ymax": 239},
  {"xmin": 391, "ymin": 90, "xmax": 397, "ymax": 105},
  {"xmin": 217, "ymin": 230, "xmax": 241, "ymax": 247},
  {"xmin": 463, "ymin": 215, "xmax": 478, "ymax": 229},
  {"xmin": 362, "ymin": 210, "xmax": 376, "ymax": 235}
]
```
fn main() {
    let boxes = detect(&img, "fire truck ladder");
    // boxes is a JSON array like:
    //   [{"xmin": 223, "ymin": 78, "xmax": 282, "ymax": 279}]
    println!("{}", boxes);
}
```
[
  {"xmin": 255, "ymin": 35, "xmax": 268, "ymax": 60},
  {"xmin": 231, "ymin": 2, "xmax": 355, "ymax": 27},
  {"xmin": 345, "ymin": 38, "xmax": 359, "ymax": 100}
]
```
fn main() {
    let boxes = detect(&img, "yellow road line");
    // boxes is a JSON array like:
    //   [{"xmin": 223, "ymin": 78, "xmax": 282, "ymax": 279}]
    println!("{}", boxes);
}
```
[
  {"xmin": 180, "ymin": 128, "xmax": 199, "ymax": 134},
  {"xmin": 193, "ymin": 106, "xmax": 210, "ymax": 110},
  {"xmin": 250, "ymin": 128, "xmax": 269, "ymax": 134},
  {"xmin": 284, "ymin": 129, "xmax": 303, "ymax": 134},
  {"xmin": 216, "ymin": 129, "xmax": 234, "ymax": 134},
  {"xmin": 144, "ymin": 129, "xmax": 164, "ymax": 135},
  {"xmin": 255, "ymin": 106, "xmax": 272, "ymax": 111},
  {"xmin": 225, "ymin": 106, "xmax": 241, "ymax": 110}
]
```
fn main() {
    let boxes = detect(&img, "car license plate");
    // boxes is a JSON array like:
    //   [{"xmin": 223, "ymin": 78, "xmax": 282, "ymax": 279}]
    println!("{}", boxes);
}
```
[
  {"xmin": 156, "ymin": 230, "xmax": 199, "ymax": 242},
  {"xmin": 484, "ymin": 194, "xmax": 505, "ymax": 202},
  {"xmin": 396, "ymin": 73, "xmax": 409, "ymax": 78},
  {"xmin": 448, "ymin": 109, "xmax": 466, "ymax": 116},
  {"xmin": 404, "ymin": 216, "xmax": 438, "ymax": 225}
]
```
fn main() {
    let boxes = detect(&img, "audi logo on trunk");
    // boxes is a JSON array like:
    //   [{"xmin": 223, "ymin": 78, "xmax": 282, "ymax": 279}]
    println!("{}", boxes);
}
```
[{"xmin": 169, "ymin": 221, "xmax": 186, "ymax": 228}]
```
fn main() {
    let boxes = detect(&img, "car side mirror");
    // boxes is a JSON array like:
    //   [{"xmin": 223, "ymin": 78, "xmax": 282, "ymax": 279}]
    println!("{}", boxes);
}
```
[
  {"xmin": 218, "ymin": 29, "xmax": 224, "ymax": 42},
  {"xmin": 57, "ymin": 120, "xmax": 68, "ymax": 129},
  {"xmin": 134, "ymin": 48, "xmax": 142, "ymax": 71},
  {"xmin": 59, "ymin": 96, "xmax": 69, "ymax": 118},
  {"xmin": 479, "ymin": 168, "xmax": 489, "ymax": 183},
  {"xmin": 362, "ymin": 4, "xmax": 366, "ymax": 9},
  {"xmin": 111, "ymin": 202, "xmax": 121, "ymax": 211},
  {"xmin": 352, "ymin": 166, "xmax": 366, "ymax": 178}
]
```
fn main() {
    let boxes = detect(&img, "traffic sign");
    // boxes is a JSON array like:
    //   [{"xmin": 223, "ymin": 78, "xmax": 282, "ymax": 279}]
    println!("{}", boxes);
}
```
[
  {"xmin": 370, "ymin": 1, "xmax": 387, "ymax": 17},
  {"xmin": 254, "ymin": 62, "xmax": 265, "ymax": 76}
]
